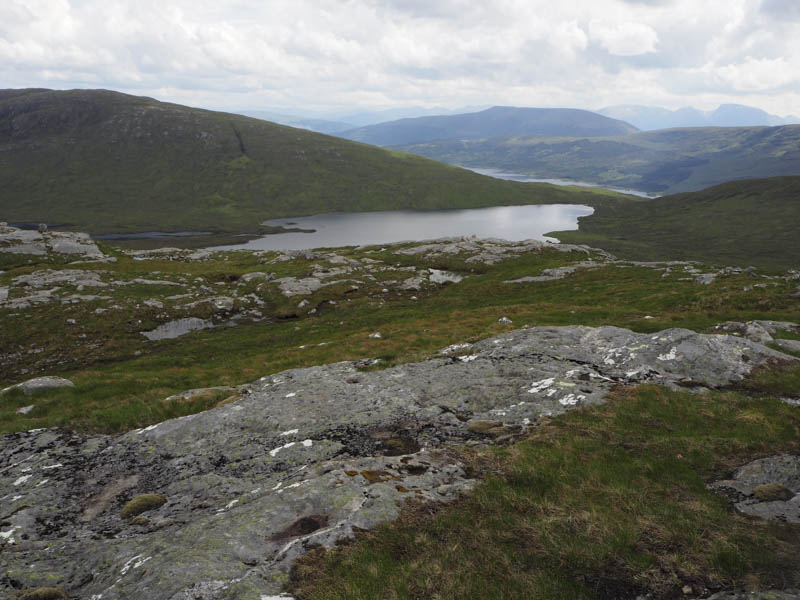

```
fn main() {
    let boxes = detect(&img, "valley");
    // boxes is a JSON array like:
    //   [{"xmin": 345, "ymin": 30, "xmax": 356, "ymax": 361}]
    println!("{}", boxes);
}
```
[{"xmin": 1, "ymin": 88, "xmax": 799, "ymax": 600}]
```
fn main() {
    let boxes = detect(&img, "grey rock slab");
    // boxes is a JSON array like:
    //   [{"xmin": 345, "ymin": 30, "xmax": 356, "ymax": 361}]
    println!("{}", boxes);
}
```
[
  {"xmin": 709, "ymin": 454, "xmax": 800, "ymax": 522},
  {"xmin": 0, "ymin": 325, "xmax": 795, "ymax": 599},
  {"xmin": 12, "ymin": 268, "xmax": 108, "ymax": 289},
  {"xmin": 141, "ymin": 317, "xmax": 216, "ymax": 341},
  {"xmin": 429, "ymin": 269, "xmax": 463, "ymax": 284},
  {"xmin": 1, "ymin": 376, "xmax": 75, "ymax": 396},
  {"xmin": 712, "ymin": 321, "xmax": 775, "ymax": 344},
  {"xmin": 0, "ymin": 286, "xmax": 7, "ymax": 302},
  {"xmin": 46, "ymin": 232, "xmax": 105, "ymax": 258},
  {"xmin": 773, "ymin": 339, "xmax": 800, "ymax": 354},
  {"xmin": 504, "ymin": 261, "xmax": 606, "ymax": 284}
]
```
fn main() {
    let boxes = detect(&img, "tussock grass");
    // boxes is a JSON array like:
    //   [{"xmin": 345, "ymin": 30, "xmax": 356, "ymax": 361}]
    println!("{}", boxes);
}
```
[{"xmin": 290, "ymin": 376, "xmax": 800, "ymax": 599}]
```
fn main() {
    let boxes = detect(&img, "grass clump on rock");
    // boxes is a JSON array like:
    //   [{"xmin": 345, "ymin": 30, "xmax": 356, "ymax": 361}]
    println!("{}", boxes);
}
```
[
  {"xmin": 18, "ymin": 588, "xmax": 69, "ymax": 600},
  {"xmin": 753, "ymin": 483, "xmax": 795, "ymax": 502},
  {"xmin": 121, "ymin": 493, "xmax": 167, "ymax": 519}
]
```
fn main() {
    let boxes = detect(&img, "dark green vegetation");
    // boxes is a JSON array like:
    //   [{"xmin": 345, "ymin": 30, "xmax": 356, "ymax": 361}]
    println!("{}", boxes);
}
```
[
  {"xmin": 339, "ymin": 105, "xmax": 638, "ymax": 147},
  {"xmin": 0, "ymin": 89, "xmax": 613, "ymax": 235},
  {"xmin": 291, "ymin": 379, "xmax": 800, "ymax": 599},
  {"xmin": 398, "ymin": 124, "xmax": 800, "ymax": 194},
  {"xmin": 551, "ymin": 177, "xmax": 800, "ymax": 270}
]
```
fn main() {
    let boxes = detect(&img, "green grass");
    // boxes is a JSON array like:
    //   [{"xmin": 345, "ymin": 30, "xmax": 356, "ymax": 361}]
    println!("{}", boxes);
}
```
[
  {"xmin": 289, "ymin": 379, "xmax": 800, "ymax": 599},
  {"xmin": 551, "ymin": 177, "xmax": 800, "ymax": 270},
  {"xmin": 2, "ymin": 243, "xmax": 798, "ymax": 434},
  {"xmin": 0, "ymin": 89, "xmax": 621, "ymax": 235}
]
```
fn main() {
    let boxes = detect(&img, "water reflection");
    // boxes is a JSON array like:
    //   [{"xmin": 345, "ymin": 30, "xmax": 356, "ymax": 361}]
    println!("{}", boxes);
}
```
[{"xmin": 212, "ymin": 204, "xmax": 593, "ymax": 252}]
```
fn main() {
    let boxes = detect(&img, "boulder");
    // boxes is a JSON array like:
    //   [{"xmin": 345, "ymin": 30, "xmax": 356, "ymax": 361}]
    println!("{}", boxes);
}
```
[{"xmin": 1, "ymin": 376, "xmax": 75, "ymax": 396}]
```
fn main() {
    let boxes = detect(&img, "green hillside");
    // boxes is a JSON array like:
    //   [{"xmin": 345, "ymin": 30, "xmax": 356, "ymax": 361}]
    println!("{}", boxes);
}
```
[
  {"xmin": 0, "ymin": 89, "xmax": 615, "ymax": 235},
  {"xmin": 398, "ymin": 125, "xmax": 800, "ymax": 195},
  {"xmin": 551, "ymin": 176, "xmax": 800, "ymax": 270}
]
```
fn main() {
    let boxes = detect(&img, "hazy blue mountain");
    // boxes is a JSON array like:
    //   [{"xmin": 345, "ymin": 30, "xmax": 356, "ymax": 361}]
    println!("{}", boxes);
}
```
[
  {"xmin": 599, "ymin": 104, "xmax": 799, "ymax": 130},
  {"xmin": 338, "ymin": 106, "xmax": 639, "ymax": 147}
]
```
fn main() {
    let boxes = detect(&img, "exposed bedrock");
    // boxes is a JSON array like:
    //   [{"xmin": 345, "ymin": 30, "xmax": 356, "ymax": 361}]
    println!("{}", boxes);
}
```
[{"xmin": 0, "ymin": 325, "xmax": 796, "ymax": 599}]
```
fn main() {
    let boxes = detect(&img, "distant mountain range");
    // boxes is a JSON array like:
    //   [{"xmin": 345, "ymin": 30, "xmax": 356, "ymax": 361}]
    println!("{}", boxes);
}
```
[
  {"xmin": 598, "ymin": 104, "xmax": 799, "ymax": 131},
  {"xmin": 338, "ymin": 106, "xmax": 639, "ymax": 147},
  {"xmin": 0, "ymin": 89, "xmax": 606, "ymax": 234},
  {"xmin": 236, "ymin": 105, "xmax": 489, "ymax": 134},
  {"xmin": 397, "ymin": 125, "xmax": 800, "ymax": 195}
]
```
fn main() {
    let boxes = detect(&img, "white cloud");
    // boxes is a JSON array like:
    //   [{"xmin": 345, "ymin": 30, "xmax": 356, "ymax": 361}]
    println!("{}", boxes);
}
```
[
  {"xmin": 0, "ymin": 0, "xmax": 797, "ymax": 116},
  {"xmin": 589, "ymin": 20, "xmax": 659, "ymax": 56}
]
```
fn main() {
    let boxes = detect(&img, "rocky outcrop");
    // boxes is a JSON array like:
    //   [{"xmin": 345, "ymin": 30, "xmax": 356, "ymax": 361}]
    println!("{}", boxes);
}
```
[
  {"xmin": 1, "ymin": 324, "xmax": 795, "ymax": 600},
  {"xmin": 710, "ymin": 455, "xmax": 800, "ymax": 523},
  {"xmin": 0, "ymin": 223, "xmax": 105, "ymax": 260},
  {"xmin": 0, "ymin": 376, "xmax": 75, "ymax": 396}
]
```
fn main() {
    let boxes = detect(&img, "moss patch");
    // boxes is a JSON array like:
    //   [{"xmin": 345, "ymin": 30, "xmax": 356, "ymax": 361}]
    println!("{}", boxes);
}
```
[{"xmin": 120, "ymin": 493, "xmax": 167, "ymax": 519}]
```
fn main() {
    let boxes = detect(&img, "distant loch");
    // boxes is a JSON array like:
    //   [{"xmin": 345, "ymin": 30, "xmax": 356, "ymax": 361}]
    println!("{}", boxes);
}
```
[{"xmin": 211, "ymin": 204, "xmax": 594, "ymax": 251}]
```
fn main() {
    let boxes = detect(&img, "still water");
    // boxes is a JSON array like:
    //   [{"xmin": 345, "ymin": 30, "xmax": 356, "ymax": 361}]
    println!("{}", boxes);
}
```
[
  {"xmin": 212, "ymin": 204, "xmax": 594, "ymax": 252},
  {"xmin": 467, "ymin": 167, "xmax": 657, "ymax": 198}
]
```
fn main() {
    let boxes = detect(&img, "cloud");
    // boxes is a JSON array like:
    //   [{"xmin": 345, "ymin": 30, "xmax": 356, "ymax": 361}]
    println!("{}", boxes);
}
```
[
  {"xmin": 0, "ymin": 0, "xmax": 797, "ymax": 116},
  {"xmin": 589, "ymin": 20, "xmax": 659, "ymax": 56},
  {"xmin": 760, "ymin": 0, "xmax": 800, "ymax": 20}
]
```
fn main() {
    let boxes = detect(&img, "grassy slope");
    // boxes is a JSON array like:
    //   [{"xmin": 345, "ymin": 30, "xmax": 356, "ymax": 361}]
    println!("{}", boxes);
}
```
[
  {"xmin": 0, "ymin": 89, "xmax": 617, "ymax": 234},
  {"xmin": 1, "ymin": 242, "xmax": 799, "ymax": 599},
  {"xmin": 550, "ymin": 176, "xmax": 800, "ymax": 270},
  {"xmin": 397, "ymin": 125, "xmax": 800, "ymax": 195}
]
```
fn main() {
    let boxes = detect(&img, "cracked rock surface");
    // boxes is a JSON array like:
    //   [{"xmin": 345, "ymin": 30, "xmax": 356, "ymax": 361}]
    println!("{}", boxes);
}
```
[{"xmin": 0, "ymin": 325, "xmax": 795, "ymax": 599}]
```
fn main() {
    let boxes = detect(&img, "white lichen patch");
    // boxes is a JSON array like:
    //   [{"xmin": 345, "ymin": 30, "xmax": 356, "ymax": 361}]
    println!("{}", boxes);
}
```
[
  {"xmin": 0, "ymin": 526, "xmax": 18, "ymax": 544},
  {"xmin": 559, "ymin": 394, "xmax": 586, "ymax": 406},
  {"xmin": 528, "ymin": 378, "xmax": 555, "ymax": 393},
  {"xmin": 136, "ymin": 424, "xmax": 159, "ymax": 435},
  {"xmin": 269, "ymin": 442, "xmax": 296, "ymax": 457},
  {"xmin": 439, "ymin": 342, "xmax": 472, "ymax": 354},
  {"xmin": 13, "ymin": 474, "xmax": 32, "ymax": 486},
  {"xmin": 657, "ymin": 347, "xmax": 678, "ymax": 361},
  {"xmin": 120, "ymin": 554, "xmax": 143, "ymax": 575}
]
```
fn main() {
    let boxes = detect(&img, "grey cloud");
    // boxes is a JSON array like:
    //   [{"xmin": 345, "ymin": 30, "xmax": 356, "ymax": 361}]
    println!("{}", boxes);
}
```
[{"xmin": 760, "ymin": 0, "xmax": 800, "ymax": 19}]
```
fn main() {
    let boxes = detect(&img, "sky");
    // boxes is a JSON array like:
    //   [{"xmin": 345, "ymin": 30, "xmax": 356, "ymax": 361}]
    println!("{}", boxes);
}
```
[{"xmin": 1, "ymin": 0, "xmax": 799, "ymax": 117}]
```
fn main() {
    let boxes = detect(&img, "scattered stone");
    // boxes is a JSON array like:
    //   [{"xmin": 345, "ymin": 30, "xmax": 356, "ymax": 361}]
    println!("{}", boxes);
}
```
[
  {"xmin": 368, "ymin": 332, "xmax": 383, "ymax": 339},
  {"xmin": 498, "ymin": 316, "xmax": 513, "ymax": 324},
  {"xmin": 709, "ymin": 454, "xmax": 800, "ymax": 522},
  {"xmin": 16, "ymin": 405, "xmax": 35, "ymax": 415},
  {"xmin": 1, "ymin": 376, "xmax": 75, "ymax": 396},
  {"xmin": 711, "ymin": 321, "xmax": 774, "ymax": 344}
]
